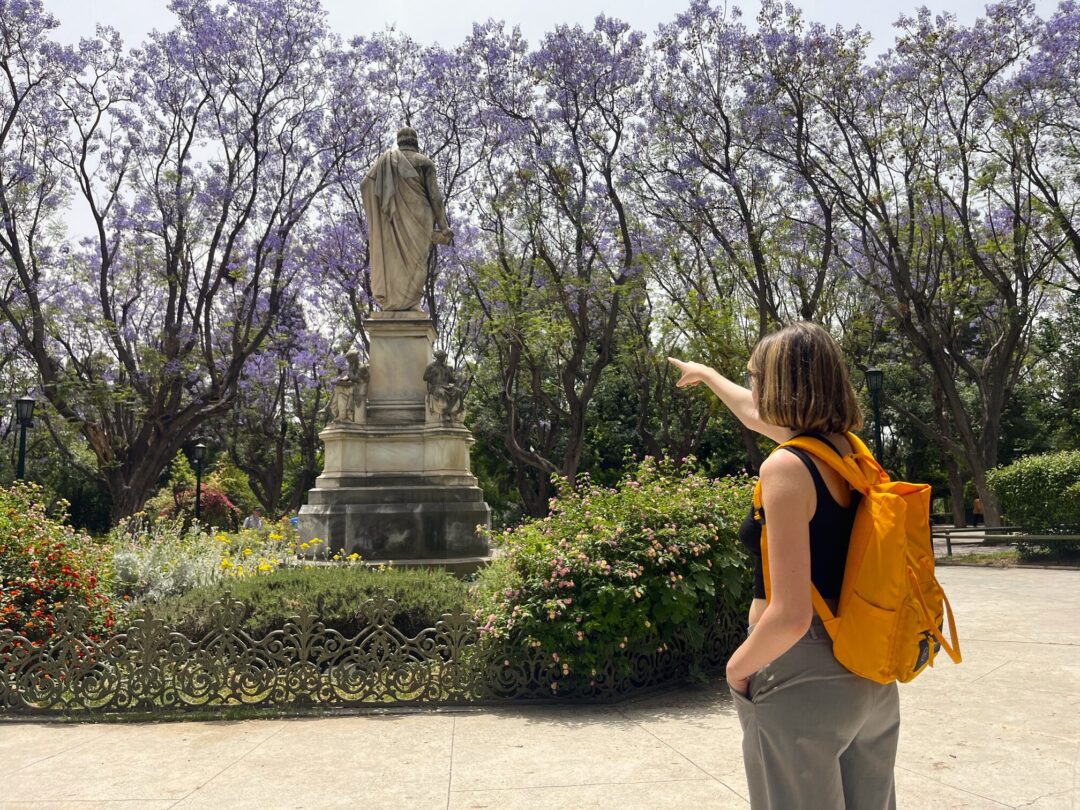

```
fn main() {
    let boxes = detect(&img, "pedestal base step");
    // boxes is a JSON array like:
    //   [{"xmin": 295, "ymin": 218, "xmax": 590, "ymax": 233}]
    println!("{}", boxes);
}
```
[{"xmin": 298, "ymin": 495, "xmax": 491, "ymax": 561}]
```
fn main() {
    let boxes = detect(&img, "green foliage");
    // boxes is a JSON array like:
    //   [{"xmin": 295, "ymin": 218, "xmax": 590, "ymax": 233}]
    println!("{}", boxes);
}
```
[
  {"xmin": 211, "ymin": 455, "xmax": 261, "ymax": 516},
  {"xmin": 1027, "ymin": 295, "xmax": 1080, "ymax": 452},
  {"xmin": 0, "ymin": 482, "xmax": 114, "ymax": 646},
  {"xmin": 471, "ymin": 456, "xmax": 753, "ymax": 691},
  {"xmin": 144, "ymin": 455, "xmax": 241, "ymax": 530},
  {"xmin": 987, "ymin": 451, "xmax": 1080, "ymax": 532},
  {"xmin": 175, "ymin": 453, "xmax": 198, "ymax": 490},
  {"xmin": 988, "ymin": 452, "xmax": 1080, "ymax": 558},
  {"xmin": 141, "ymin": 565, "xmax": 470, "ymax": 640},
  {"xmin": 107, "ymin": 515, "xmax": 303, "ymax": 602},
  {"xmin": 0, "ymin": 405, "xmax": 113, "ymax": 533}
]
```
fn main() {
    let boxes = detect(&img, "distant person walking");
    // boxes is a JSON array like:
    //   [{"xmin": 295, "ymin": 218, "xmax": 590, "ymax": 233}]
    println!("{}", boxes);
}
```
[
  {"xmin": 242, "ymin": 508, "xmax": 264, "ymax": 531},
  {"xmin": 669, "ymin": 321, "xmax": 900, "ymax": 810},
  {"xmin": 972, "ymin": 497, "xmax": 984, "ymax": 527}
]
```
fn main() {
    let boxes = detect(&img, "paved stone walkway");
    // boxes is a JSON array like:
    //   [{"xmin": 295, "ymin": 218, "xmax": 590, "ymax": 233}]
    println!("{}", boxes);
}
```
[{"xmin": 1, "ymin": 567, "xmax": 1078, "ymax": 809}]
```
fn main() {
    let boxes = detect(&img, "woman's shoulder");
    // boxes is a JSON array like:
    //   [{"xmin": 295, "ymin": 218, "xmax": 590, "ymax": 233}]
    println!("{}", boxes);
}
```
[
  {"xmin": 760, "ymin": 447, "xmax": 814, "ymax": 485},
  {"xmin": 759, "ymin": 446, "xmax": 817, "ymax": 519}
]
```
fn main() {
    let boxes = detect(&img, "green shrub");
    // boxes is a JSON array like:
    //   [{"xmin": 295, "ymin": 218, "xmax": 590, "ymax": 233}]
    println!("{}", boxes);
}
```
[
  {"xmin": 987, "ymin": 452, "xmax": 1080, "ymax": 558},
  {"xmin": 471, "ymin": 456, "xmax": 753, "ymax": 692},
  {"xmin": 0, "ymin": 482, "xmax": 114, "ymax": 647},
  {"xmin": 144, "ymin": 455, "xmax": 241, "ymax": 530},
  {"xmin": 137, "ymin": 565, "xmax": 470, "ymax": 640}
]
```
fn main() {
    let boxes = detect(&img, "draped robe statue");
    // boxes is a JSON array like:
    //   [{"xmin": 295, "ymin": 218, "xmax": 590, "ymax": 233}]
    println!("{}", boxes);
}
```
[
  {"xmin": 360, "ymin": 127, "xmax": 453, "ymax": 311},
  {"xmin": 325, "ymin": 349, "xmax": 369, "ymax": 424},
  {"xmin": 424, "ymin": 351, "xmax": 465, "ymax": 425}
]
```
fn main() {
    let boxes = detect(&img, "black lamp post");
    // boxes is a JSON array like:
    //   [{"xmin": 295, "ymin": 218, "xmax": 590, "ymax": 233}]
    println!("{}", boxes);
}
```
[
  {"xmin": 14, "ymin": 395, "xmax": 36, "ymax": 480},
  {"xmin": 193, "ymin": 442, "xmax": 207, "ymax": 522},
  {"xmin": 865, "ymin": 368, "xmax": 884, "ymax": 460}
]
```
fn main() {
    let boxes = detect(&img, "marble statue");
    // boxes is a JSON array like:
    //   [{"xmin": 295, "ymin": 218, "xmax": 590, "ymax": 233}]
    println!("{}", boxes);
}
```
[
  {"xmin": 360, "ymin": 126, "xmax": 454, "ymax": 311},
  {"xmin": 424, "ymin": 351, "xmax": 465, "ymax": 425},
  {"xmin": 325, "ymin": 349, "xmax": 369, "ymax": 424}
]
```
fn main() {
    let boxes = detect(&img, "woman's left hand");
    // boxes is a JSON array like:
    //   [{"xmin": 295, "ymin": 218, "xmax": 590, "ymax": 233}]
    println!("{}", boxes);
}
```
[{"xmin": 726, "ymin": 666, "xmax": 750, "ymax": 697}]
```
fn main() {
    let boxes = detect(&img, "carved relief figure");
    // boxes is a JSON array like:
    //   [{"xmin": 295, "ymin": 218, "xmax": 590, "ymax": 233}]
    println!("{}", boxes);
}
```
[
  {"xmin": 325, "ymin": 349, "xmax": 369, "ymax": 424},
  {"xmin": 424, "ymin": 350, "xmax": 465, "ymax": 425}
]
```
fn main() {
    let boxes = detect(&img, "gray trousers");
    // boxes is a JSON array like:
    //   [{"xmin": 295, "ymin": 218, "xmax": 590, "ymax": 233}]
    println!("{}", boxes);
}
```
[{"xmin": 731, "ymin": 618, "xmax": 900, "ymax": 809}]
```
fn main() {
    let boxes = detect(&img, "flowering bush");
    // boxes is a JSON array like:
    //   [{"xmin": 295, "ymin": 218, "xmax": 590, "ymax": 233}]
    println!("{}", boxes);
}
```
[
  {"xmin": 471, "ymin": 456, "xmax": 752, "ymax": 691},
  {"xmin": 0, "ymin": 483, "xmax": 115, "ymax": 647},
  {"xmin": 109, "ymin": 514, "xmax": 309, "ymax": 602},
  {"xmin": 145, "ymin": 482, "xmax": 241, "ymax": 530},
  {"xmin": 142, "ymin": 453, "xmax": 243, "ymax": 530}
]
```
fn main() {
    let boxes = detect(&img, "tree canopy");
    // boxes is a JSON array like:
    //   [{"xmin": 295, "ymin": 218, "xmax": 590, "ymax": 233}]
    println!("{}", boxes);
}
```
[{"xmin": 2, "ymin": 0, "xmax": 1076, "ymax": 526}]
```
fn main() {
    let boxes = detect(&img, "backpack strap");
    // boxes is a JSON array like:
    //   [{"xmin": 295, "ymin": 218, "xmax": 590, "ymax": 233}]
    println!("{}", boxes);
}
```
[
  {"xmin": 758, "ymin": 516, "xmax": 840, "ymax": 637},
  {"xmin": 754, "ymin": 432, "xmax": 873, "ymax": 638},
  {"xmin": 752, "ymin": 430, "xmax": 873, "ymax": 505},
  {"xmin": 907, "ymin": 567, "xmax": 963, "ymax": 664},
  {"xmin": 782, "ymin": 446, "xmax": 834, "ymax": 501},
  {"xmin": 793, "ymin": 431, "xmax": 843, "ymax": 456},
  {"xmin": 777, "ymin": 432, "xmax": 881, "ymax": 497}
]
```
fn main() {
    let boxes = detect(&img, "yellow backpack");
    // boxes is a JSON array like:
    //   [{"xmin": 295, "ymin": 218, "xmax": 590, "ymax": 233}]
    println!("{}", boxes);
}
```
[{"xmin": 754, "ymin": 432, "xmax": 962, "ymax": 684}]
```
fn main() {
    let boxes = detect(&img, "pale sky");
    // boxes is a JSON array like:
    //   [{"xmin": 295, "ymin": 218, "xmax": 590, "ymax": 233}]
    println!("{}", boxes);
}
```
[{"xmin": 45, "ymin": 0, "xmax": 1063, "ymax": 53}]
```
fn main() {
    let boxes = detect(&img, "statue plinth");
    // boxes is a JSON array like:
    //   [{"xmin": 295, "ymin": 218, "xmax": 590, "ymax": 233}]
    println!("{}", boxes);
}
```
[{"xmin": 299, "ymin": 312, "xmax": 491, "ymax": 566}]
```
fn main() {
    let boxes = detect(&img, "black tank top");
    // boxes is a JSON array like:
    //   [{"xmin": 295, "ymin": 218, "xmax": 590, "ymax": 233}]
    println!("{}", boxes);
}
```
[{"xmin": 738, "ymin": 443, "xmax": 861, "ymax": 600}]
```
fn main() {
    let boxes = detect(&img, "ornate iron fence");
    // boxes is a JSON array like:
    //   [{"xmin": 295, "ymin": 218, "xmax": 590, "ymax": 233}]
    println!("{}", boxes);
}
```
[{"xmin": 1, "ymin": 595, "xmax": 744, "ymax": 716}]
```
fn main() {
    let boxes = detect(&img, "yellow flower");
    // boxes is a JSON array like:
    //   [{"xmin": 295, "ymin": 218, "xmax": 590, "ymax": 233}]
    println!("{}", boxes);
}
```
[
  {"xmin": 216, "ymin": 534, "xmax": 228, "ymax": 543},
  {"xmin": 269, "ymin": 533, "xmax": 283, "ymax": 541},
  {"xmin": 243, "ymin": 548, "xmax": 253, "ymax": 556},
  {"xmin": 300, "ymin": 542, "xmax": 310, "ymax": 550},
  {"xmin": 347, "ymin": 552, "xmax": 360, "ymax": 561},
  {"xmin": 220, "ymin": 558, "xmax": 233, "ymax": 569},
  {"xmin": 258, "ymin": 562, "xmax": 273, "ymax": 573}
]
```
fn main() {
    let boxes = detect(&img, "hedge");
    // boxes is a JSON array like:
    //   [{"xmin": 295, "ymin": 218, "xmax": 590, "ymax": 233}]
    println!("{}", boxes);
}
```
[
  {"xmin": 987, "ymin": 451, "xmax": 1080, "ymax": 557},
  {"xmin": 138, "ymin": 565, "xmax": 470, "ymax": 640}
]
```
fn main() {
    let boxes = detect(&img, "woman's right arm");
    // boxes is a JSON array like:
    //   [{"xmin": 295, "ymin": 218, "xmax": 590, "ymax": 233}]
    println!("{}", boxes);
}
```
[{"xmin": 667, "ymin": 358, "xmax": 794, "ymax": 445}]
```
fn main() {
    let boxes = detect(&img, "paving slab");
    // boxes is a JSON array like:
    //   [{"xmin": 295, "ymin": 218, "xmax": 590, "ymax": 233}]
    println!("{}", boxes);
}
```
[
  {"xmin": 448, "ymin": 706, "xmax": 711, "ymax": 793},
  {"xmin": 0, "ymin": 567, "xmax": 1076, "ymax": 809},
  {"xmin": 0, "ymin": 720, "xmax": 286, "ymax": 804},
  {"xmin": 447, "ymin": 779, "xmax": 747, "ymax": 809},
  {"xmin": 172, "ymin": 714, "xmax": 454, "ymax": 809},
  {"xmin": 0, "ymin": 722, "xmax": 104, "ymax": 776}
]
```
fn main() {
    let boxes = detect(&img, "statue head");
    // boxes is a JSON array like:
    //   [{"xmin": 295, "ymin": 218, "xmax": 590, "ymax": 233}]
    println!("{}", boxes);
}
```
[
  {"xmin": 346, "ymin": 347, "xmax": 360, "ymax": 368},
  {"xmin": 434, "ymin": 350, "xmax": 448, "ymax": 364},
  {"xmin": 396, "ymin": 126, "xmax": 419, "ymax": 151}
]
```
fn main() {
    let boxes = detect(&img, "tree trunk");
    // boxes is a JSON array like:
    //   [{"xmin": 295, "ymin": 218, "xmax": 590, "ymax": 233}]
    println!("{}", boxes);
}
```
[
  {"xmin": 515, "ymin": 463, "xmax": 550, "ymax": 519},
  {"xmin": 968, "ymin": 467, "xmax": 1003, "ymax": 528},
  {"xmin": 287, "ymin": 467, "xmax": 319, "ymax": 516},
  {"xmin": 945, "ymin": 458, "xmax": 967, "ymax": 528}
]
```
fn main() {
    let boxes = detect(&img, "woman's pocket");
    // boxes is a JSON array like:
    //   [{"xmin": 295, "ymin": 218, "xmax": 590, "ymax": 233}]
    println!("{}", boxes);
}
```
[{"xmin": 729, "ymin": 681, "xmax": 755, "ymax": 726}]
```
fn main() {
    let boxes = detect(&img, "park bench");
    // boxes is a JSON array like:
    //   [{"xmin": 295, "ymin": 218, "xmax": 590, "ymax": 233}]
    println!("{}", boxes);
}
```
[
  {"xmin": 932, "ymin": 525, "xmax": 1080, "ymax": 556},
  {"xmin": 932, "ymin": 526, "xmax": 1020, "ymax": 557},
  {"xmin": 977, "ymin": 533, "xmax": 1080, "ymax": 547}
]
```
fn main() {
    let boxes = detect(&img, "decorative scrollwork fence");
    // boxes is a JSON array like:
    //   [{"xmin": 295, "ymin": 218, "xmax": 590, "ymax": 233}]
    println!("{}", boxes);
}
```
[{"xmin": 0, "ymin": 595, "xmax": 744, "ymax": 717}]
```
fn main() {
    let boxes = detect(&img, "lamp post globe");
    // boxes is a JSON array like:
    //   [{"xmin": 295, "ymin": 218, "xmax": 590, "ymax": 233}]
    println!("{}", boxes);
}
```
[{"xmin": 866, "ymin": 367, "xmax": 884, "ymax": 395}]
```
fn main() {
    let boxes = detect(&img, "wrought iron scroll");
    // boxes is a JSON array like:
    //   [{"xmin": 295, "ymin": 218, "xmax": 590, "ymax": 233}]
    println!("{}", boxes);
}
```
[{"xmin": 0, "ymin": 596, "xmax": 743, "ymax": 716}]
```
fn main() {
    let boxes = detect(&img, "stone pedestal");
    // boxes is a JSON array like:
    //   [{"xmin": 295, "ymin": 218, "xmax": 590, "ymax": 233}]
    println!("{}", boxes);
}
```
[{"xmin": 299, "ymin": 312, "xmax": 491, "ymax": 564}]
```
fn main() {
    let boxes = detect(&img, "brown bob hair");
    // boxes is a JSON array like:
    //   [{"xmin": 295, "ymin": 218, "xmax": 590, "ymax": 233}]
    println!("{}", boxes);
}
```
[{"xmin": 749, "ymin": 321, "xmax": 864, "ymax": 434}]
